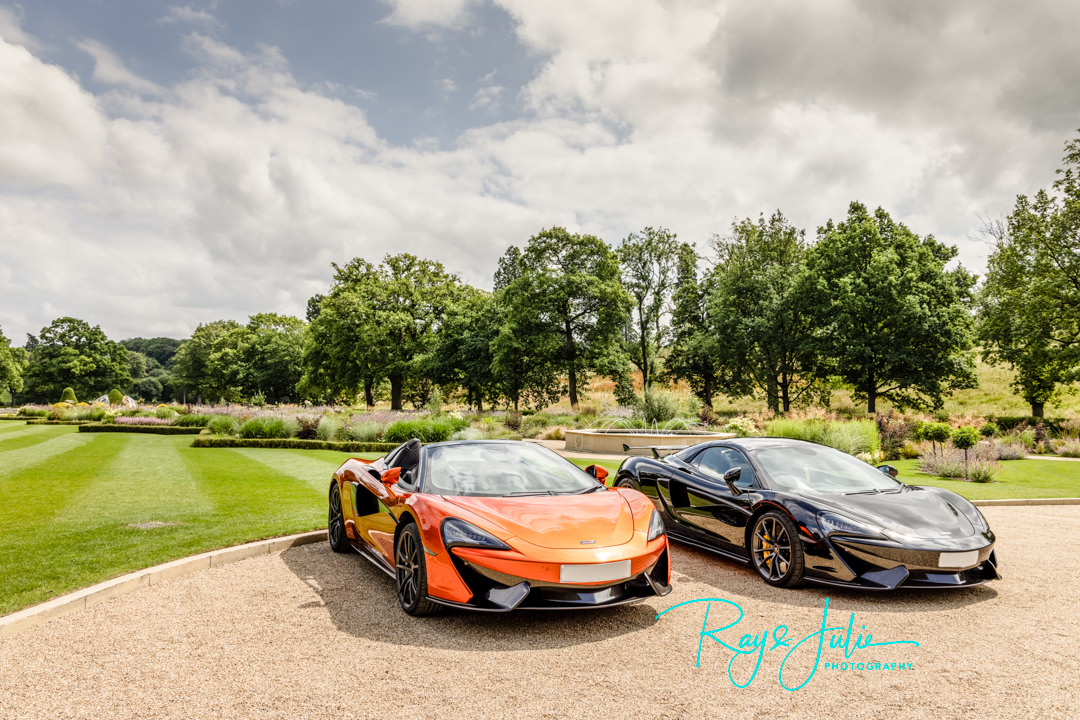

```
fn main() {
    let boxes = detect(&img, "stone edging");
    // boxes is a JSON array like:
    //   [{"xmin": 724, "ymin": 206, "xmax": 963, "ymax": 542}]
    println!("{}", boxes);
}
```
[
  {"xmin": 972, "ymin": 498, "xmax": 1080, "ymax": 507},
  {"xmin": 0, "ymin": 530, "xmax": 324, "ymax": 639}
]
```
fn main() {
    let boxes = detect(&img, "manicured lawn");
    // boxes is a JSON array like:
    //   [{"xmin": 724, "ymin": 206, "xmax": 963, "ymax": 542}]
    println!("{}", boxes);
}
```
[
  {"xmin": 0, "ymin": 425, "xmax": 382, "ymax": 615},
  {"xmin": 891, "ymin": 458, "xmax": 1080, "ymax": 500}
]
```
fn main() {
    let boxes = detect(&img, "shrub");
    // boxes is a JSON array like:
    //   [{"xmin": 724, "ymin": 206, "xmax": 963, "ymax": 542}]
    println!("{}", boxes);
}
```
[
  {"xmin": 520, "ymin": 414, "xmax": 552, "ymax": 438},
  {"xmin": 765, "ymin": 418, "xmax": 879, "ymax": 457},
  {"xmin": 979, "ymin": 422, "xmax": 999, "ymax": 438},
  {"xmin": 540, "ymin": 425, "xmax": 567, "ymax": 441},
  {"xmin": 115, "ymin": 416, "xmax": 172, "ymax": 426},
  {"xmin": 208, "ymin": 415, "xmax": 239, "ymax": 436},
  {"xmin": 60, "ymin": 387, "xmax": 77, "ymax": 404},
  {"xmin": 239, "ymin": 417, "xmax": 290, "ymax": 439},
  {"xmin": 951, "ymin": 426, "xmax": 980, "ymax": 479},
  {"xmin": 876, "ymin": 414, "xmax": 916, "ymax": 460},
  {"xmin": 154, "ymin": 406, "xmax": 179, "ymax": 420},
  {"xmin": 915, "ymin": 422, "xmax": 953, "ymax": 454},
  {"xmin": 174, "ymin": 414, "xmax": 211, "ymax": 427},
  {"xmin": 635, "ymin": 389, "xmax": 679, "ymax": 426},
  {"xmin": 898, "ymin": 442, "xmax": 921, "ymax": 459},
  {"xmin": 191, "ymin": 437, "xmax": 397, "ymax": 452},
  {"xmin": 425, "ymin": 387, "xmax": 443, "ymax": 417},
  {"xmin": 919, "ymin": 451, "xmax": 966, "ymax": 478},
  {"xmin": 967, "ymin": 461, "xmax": 1000, "ymax": 483},
  {"xmin": 108, "ymin": 389, "xmax": 124, "ymax": 405},
  {"xmin": 343, "ymin": 422, "xmax": 383, "ymax": 443},
  {"xmin": 295, "ymin": 415, "xmax": 320, "ymax": 440},
  {"xmin": 78, "ymin": 423, "xmax": 203, "ymax": 434},
  {"xmin": 721, "ymin": 417, "xmax": 759, "ymax": 437},
  {"xmin": 503, "ymin": 411, "xmax": 523, "ymax": 431},
  {"xmin": 1055, "ymin": 438, "xmax": 1080, "ymax": 458},
  {"xmin": 316, "ymin": 415, "xmax": 341, "ymax": 442},
  {"xmin": 17, "ymin": 407, "xmax": 49, "ymax": 417},
  {"xmin": 994, "ymin": 442, "xmax": 1028, "ymax": 461},
  {"xmin": 451, "ymin": 427, "xmax": 486, "ymax": 441},
  {"xmin": 383, "ymin": 416, "xmax": 467, "ymax": 444}
]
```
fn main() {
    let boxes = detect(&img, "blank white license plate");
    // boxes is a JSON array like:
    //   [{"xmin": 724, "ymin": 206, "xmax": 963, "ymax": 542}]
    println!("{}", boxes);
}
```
[
  {"xmin": 938, "ymin": 550, "xmax": 979, "ymax": 568},
  {"xmin": 560, "ymin": 560, "xmax": 631, "ymax": 584}
]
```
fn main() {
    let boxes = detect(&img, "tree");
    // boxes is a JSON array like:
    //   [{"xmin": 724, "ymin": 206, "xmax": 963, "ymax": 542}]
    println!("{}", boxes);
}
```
[
  {"xmin": 302, "ymin": 255, "xmax": 462, "ymax": 410},
  {"xmin": 497, "ymin": 228, "xmax": 632, "ymax": 409},
  {"xmin": 172, "ymin": 320, "xmax": 242, "ymax": 403},
  {"xmin": 235, "ymin": 313, "xmax": 306, "ymax": 403},
  {"xmin": 800, "ymin": 202, "xmax": 977, "ymax": 413},
  {"xmin": 664, "ymin": 244, "xmax": 740, "ymax": 408},
  {"xmin": 618, "ymin": 227, "xmax": 684, "ymax": 389},
  {"xmin": 978, "ymin": 191, "xmax": 1074, "ymax": 417},
  {"xmin": 0, "ymin": 326, "xmax": 28, "ymax": 401},
  {"xmin": 708, "ymin": 212, "xmax": 830, "ymax": 412},
  {"xmin": 427, "ymin": 288, "xmax": 501, "ymax": 411},
  {"xmin": 20, "ymin": 318, "xmax": 131, "ymax": 403},
  {"xmin": 119, "ymin": 338, "xmax": 183, "ymax": 367}
]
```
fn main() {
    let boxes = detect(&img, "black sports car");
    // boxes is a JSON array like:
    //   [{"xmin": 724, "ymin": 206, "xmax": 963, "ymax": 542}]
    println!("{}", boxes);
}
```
[{"xmin": 615, "ymin": 437, "xmax": 999, "ymax": 590}]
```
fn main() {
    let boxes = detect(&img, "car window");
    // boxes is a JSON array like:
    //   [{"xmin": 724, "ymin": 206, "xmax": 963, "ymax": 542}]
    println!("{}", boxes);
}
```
[{"xmin": 694, "ymin": 447, "xmax": 755, "ymax": 488}]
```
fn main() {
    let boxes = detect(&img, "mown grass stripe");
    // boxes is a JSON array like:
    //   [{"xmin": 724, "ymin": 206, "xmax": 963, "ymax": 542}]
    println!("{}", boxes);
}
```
[
  {"xmin": 0, "ymin": 422, "xmax": 32, "ymax": 435},
  {"xmin": 0, "ymin": 426, "xmax": 93, "ymax": 478}
]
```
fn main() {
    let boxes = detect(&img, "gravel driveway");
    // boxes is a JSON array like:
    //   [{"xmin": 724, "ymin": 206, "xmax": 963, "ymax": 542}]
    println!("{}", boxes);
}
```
[{"xmin": 2, "ymin": 506, "xmax": 1077, "ymax": 720}]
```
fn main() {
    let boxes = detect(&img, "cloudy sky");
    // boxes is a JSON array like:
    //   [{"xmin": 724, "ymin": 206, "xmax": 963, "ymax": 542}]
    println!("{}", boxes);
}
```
[{"xmin": 1, "ymin": 0, "xmax": 1078, "ymax": 343}]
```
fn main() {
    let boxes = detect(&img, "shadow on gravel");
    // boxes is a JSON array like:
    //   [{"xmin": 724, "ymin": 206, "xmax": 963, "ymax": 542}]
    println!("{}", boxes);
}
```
[
  {"xmin": 667, "ymin": 543, "xmax": 999, "ymax": 613},
  {"xmin": 280, "ymin": 542, "xmax": 659, "ymax": 650}
]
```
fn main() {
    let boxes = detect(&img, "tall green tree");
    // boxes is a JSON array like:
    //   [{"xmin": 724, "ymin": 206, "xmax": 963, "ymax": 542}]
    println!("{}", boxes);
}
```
[
  {"xmin": 708, "ymin": 212, "xmax": 829, "ymax": 412},
  {"xmin": 172, "ymin": 320, "xmax": 242, "ymax": 404},
  {"xmin": 0, "ymin": 326, "xmax": 28, "ymax": 402},
  {"xmin": 977, "ymin": 131, "xmax": 1080, "ymax": 415},
  {"xmin": 302, "ymin": 255, "xmax": 463, "ymax": 410},
  {"xmin": 801, "ymin": 202, "xmax": 977, "ymax": 413},
  {"xmin": 119, "ymin": 338, "xmax": 183, "ymax": 367},
  {"xmin": 664, "ymin": 244, "xmax": 741, "ymax": 408},
  {"xmin": 497, "ymin": 228, "xmax": 631, "ymax": 409},
  {"xmin": 236, "ymin": 313, "xmax": 306, "ymax": 403},
  {"xmin": 427, "ymin": 287, "xmax": 502, "ymax": 411},
  {"xmin": 21, "ymin": 317, "xmax": 131, "ymax": 403},
  {"xmin": 618, "ymin": 227, "xmax": 684, "ymax": 389}
]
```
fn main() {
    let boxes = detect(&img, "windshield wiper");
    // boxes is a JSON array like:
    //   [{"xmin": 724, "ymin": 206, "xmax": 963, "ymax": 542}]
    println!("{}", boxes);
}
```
[
  {"xmin": 505, "ymin": 490, "xmax": 555, "ymax": 496},
  {"xmin": 844, "ymin": 489, "xmax": 881, "ymax": 495},
  {"xmin": 567, "ymin": 485, "xmax": 606, "ymax": 494}
]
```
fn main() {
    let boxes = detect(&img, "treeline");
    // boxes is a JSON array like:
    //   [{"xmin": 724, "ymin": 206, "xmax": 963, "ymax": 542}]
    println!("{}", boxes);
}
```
[{"xmin": 3, "ymin": 131, "xmax": 1079, "ymax": 416}]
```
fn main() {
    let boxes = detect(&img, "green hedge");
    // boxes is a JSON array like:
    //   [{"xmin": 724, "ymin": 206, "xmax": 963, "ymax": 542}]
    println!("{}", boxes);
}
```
[
  {"xmin": 988, "ymin": 416, "xmax": 1066, "ymax": 434},
  {"xmin": 191, "ymin": 437, "xmax": 397, "ymax": 452},
  {"xmin": 78, "ymin": 424, "xmax": 204, "ymax": 434},
  {"xmin": 0, "ymin": 415, "xmax": 27, "ymax": 421},
  {"xmin": 27, "ymin": 419, "xmax": 94, "ymax": 426}
]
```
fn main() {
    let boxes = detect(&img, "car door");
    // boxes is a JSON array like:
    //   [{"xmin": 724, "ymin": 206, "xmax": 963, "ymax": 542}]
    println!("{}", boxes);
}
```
[{"xmin": 666, "ymin": 446, "xmax": 757, "ymax": 555}]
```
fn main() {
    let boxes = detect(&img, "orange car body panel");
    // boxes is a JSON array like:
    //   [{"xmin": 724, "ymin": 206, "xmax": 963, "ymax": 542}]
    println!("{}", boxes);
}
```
[{"xmin": 332, "ymin": 453, "xmax": 670, "ymax": 607}]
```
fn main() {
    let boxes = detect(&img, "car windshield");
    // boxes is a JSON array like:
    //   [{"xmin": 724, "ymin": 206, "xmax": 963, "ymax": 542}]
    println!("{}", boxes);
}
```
[
  {"xmin": 751, "ymin": 444, "xmax": 903, "ymax": 494},
  {"xmin": 422, "ymin": 442, "xmax": 603, "ymax": 497}
]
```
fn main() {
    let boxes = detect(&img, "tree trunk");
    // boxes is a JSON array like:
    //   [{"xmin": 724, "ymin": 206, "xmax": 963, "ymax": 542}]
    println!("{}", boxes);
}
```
[
  {"xmin": 475, "ymin": 388, "xmax": 483, "ymax": 413},
  {"xmin": 766, "ymin": 374, "xmax": 779, "ymax": 413},
  {"xmin": 638, "ymin": 302, "xmax": 650, "ymax": 388},
  {"xmin": 363, "ymin": 377, "xmax": 375, "ymax": 408},
  {"xmin": 702, "ymin": 375, "xmax": 714, "ymax": 409},
  {"xmin": 1031, "ymin": 401, "xmax": 1044, "ymax": 418},
  {"xmin": 867, "ymin": 391, "xmax": 876, "ymax": 414},
  {"xmin": 390, "ymin": 373, "xmax": 403, "ymax": 410},
  {"xmin": 565, "ymin": 318, "xmax": 579, "ymax": 409},
  {"xmin": 781, "ymin": 376, "xmax": 791, "ymax": 413}
]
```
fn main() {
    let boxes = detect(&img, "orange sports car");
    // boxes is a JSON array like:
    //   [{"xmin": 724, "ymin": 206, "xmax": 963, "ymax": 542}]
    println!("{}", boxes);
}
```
[{"xmin": 328, "ymin": 439, "xmax": 671, "ymax": 615}]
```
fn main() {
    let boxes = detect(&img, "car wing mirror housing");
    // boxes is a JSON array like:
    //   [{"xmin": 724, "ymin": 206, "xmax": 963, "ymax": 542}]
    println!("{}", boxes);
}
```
[
  {"xmin": 381, "ymin": 467, "xmax": 402, "ymax": 485},
  {"xmin": 877, "ymin": 464, "xmax": 899, "ymax": 478},
  {"xmin": 723, "ymin": 467, "xmax": 742, "ymax": 495},
  {"xmin": 585, "ymin": 464, "xmax": 609, "ymax": 483}
]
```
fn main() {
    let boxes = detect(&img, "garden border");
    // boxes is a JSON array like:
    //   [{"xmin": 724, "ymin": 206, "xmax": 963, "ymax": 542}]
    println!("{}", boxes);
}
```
[
  {"xmin": 191, "ymin": 437, "xmax": 397, "ymax": 452},
  {"xmin": 78, "ymin": 424, "xmax": 205, "ymax": 435},
  {"xmin": 0, "ymin": 530, "xmax": 324, "ymax": 638}
]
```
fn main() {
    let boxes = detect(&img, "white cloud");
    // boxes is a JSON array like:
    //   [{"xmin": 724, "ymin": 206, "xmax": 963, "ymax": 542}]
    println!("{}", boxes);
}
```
[
  {"xmin": 76, "ymin": 39, "xmax": 164, "ymax": 95},
  {"xmin": 380, "ymin": 0, "xmax": 481, "ymax": 30},
  {"xmin": 0, "ymin": 4, "xmax": 37, "ymax": 50},
  {"xmin": 1, "ymin": 1, "xmax": 1078, "ymax": 343},
  {"xmin": 159, "ymin": 5, "xmax": 221, "ymax": 27}
]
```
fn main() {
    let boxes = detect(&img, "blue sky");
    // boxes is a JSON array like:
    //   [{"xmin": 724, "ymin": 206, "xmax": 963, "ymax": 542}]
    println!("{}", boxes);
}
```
[{"xmin": 1, "ymin": 0, "xmax": 1079, "ymax": 342}]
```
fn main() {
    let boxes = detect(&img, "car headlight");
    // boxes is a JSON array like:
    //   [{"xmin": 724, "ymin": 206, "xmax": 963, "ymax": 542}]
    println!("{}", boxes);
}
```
[
  {"xmin": 441, "ymin": 518, "xmax": 512, "ymax": 551},
  {"xmin": 647, "ymin": 509, "xmax": 665, "ymax": 541},
  {"xmin": 817, "ymin": 512, "xmax": 886, "ymax": 539}
]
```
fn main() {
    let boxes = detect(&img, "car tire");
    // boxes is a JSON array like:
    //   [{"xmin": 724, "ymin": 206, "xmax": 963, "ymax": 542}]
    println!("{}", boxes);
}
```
[
  {"xmin": 750, "ymin": 511, "xmax": 805, "ymax": 588},
  {"xmin": 328, "ymin": 483, "xmax": 351, "ymax": 554},
  {"xmin": 616, "ymin": 476, "xmax": 637, "ymax": 490},
  {"xmin": 395, "ymin": 523, "xmax": 442, "ymax": 616}
]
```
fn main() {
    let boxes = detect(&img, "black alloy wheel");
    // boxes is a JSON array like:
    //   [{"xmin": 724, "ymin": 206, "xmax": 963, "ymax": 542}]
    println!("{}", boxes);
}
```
[
  {"xmin": 328, "ymin": 484, "xmax": 350, "ymax": 553},
  {"xmin": 751, "ymin": 511, "xmax": 805, "ymax": 588},
  {"xmin": 395, "ymin": 523, "xmax": 441, "ymax": 616}
]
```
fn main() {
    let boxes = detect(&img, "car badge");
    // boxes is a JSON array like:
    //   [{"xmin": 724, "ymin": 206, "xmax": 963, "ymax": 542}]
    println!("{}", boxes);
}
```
[{"xmin": 580, "ymin": 540, "xmax": 596, "ymax": 544}]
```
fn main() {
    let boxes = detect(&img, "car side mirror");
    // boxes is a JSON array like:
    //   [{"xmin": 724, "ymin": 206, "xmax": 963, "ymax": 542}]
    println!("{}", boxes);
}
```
[
  {"xmin": 877, "ymin": 464, "xmax": 899, "ymax": 478},
  {"xmin": 723, "ymin": 467, "xmax": 742, "ymax": 496},
  {"xmin": 381, "ymin": 467, "xmax": 402, "ymax": 485},
  {"xmin": 585, "ymin": 464, "xmax": 609, "ymax": 483}
]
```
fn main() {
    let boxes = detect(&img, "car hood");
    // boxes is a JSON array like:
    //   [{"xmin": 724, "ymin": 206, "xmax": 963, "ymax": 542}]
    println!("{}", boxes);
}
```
[
  {"xmin": 444, "ymin": 492, "xmax": 636, "ymax": 549},
  {"xmin": 813, "ymin": 487, "xmax": 977, "ymax": 541}
]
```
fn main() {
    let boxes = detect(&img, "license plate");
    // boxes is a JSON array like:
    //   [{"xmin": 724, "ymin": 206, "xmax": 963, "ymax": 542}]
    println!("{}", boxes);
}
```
[
  {"xmin": 560, "ymin": 560, "xmax": 631, "ymax": 584},
  {"xmin": 938, "ymin": 550, "xmax": 979, "ymax": 568}
]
